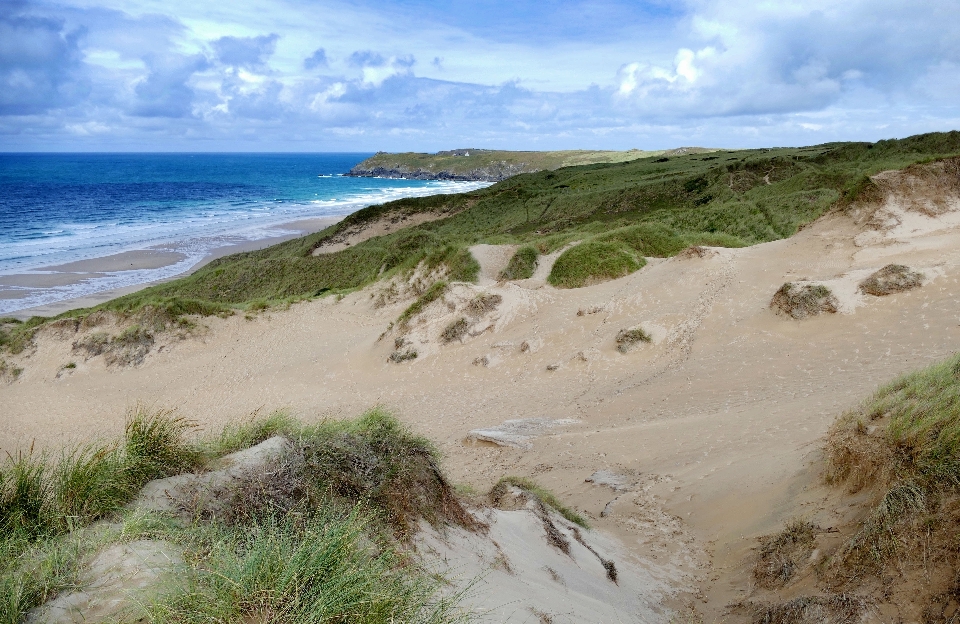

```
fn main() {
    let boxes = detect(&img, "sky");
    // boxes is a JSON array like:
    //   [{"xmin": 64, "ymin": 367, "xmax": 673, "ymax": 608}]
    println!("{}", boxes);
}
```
[{"xmin": 1, "ymin": 0, "xmax": 959, "ymax": 152}]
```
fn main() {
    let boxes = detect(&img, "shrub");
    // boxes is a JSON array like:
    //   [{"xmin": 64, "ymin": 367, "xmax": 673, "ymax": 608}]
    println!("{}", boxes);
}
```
[
  {"xmin": 615, "ymin": 328, "xmax": 651, "ymax": 353},
  {"xmin": 548, "ymin": 241, "xmax": 644, "ymax": 288},
  {"xmin": 388, "ymin": 349, "xmax": 418, "ymax": 363},
  {"xmin": 770, "ymin": 282, "xmax": 839, "ymax": 319},
  {"xmin": 499, "ymin": 246, "xmax": 538, "ymax": 280},
  {"xmin": 858, "ymin": 264, "xmax": 924, "ymax": 296}
]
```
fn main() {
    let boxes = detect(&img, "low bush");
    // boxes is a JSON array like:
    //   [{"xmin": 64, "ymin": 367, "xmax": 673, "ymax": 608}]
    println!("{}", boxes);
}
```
[
  {"xmin": 499, "ymin": 246, "xmax": 538, "ymax": 281},
  {"xmin": 548, "ymin": 241, "xmax": 644, "ymax": 289}
]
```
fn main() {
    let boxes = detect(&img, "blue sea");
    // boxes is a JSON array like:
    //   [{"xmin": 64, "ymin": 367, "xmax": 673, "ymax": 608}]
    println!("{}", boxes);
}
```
[{"xmin": 0, "ymin": 153, "xmax": 488, "ymax": 314}]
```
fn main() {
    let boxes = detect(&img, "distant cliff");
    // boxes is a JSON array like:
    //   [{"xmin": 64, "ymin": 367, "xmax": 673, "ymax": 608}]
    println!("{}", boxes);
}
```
[{"xmin": 346, "ymin": 148, "xmax": 716, "ymax": 182}]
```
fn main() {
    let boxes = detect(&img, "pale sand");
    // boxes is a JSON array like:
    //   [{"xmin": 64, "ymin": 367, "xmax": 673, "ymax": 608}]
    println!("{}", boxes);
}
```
[
  {"xmin": 3, "ymin": 181, "xmax": 960, "ymax": 618},
  {"xmin": 2, "ymin": 216, "xmax": 342, "ymax": 318}
]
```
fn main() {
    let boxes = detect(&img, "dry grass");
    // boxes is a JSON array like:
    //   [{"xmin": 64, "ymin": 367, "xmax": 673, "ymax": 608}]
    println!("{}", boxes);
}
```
[
  {"xmin": 753, "ymin": 520, "xmax": 817, "ymax": 588},
  {"xmin": 440, "ymin": 317, "xmax": 469, "ymax": 343},
  {"xmin": 490, "ymin": 476, "xmax": 588, "ymax": 529},
  {"xmin": 616, "ymin": 327, "xmax": 651, "ymax": 353},
  {"xmin": 467, "ymin": 293, "xmax": 502, "ymax": 317},
  {"xmin": 71, "ymin": 325, "xmax": 155, "ymax": 366},
  {"xmin": 0, "ymin": 359, "xmax": 23, "ymax": 382},
  {"xmin": 388, "ymin": 349, "xmax": 418, "ymax": 363},
  {"xmin": 770, "ymin": 283, "xmax": 838, "ymax": 319},
  {"xmin": 858, "ymin": 264, "xmax": 924, "ymax": 296},
  {"xmin": 821, "ymin": 353, "xmax": 960, "ymax": 586},
  {"xmin": 735, "ymin": 594, "xmax": 869, "ymax": 624}
]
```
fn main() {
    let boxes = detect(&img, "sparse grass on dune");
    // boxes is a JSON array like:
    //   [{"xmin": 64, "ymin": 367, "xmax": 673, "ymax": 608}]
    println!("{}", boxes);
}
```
[
  {"xmin": 3, "ymin": 131, "xmax": 960, "ymax": 351},
  {"xmin": 491, "ymin": 476, "xmax": 588, "ymax": 528},
  {"xmin": 0, "ymin": 408, "xmax": 473, "ymax": 624},
  {"xmin": 823, "ymin": 352, "xmax": 960, "ymax": 583}
]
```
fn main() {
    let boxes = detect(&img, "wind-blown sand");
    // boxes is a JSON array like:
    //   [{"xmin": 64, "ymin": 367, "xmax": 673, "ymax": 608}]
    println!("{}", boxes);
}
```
[{"xmin": 3, "ymin": 176, "xmax": 960, "ymax": 620}]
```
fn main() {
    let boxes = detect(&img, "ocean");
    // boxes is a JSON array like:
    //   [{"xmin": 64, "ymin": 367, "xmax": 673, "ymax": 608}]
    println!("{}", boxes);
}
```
[{"xmin": 0, "ymin": 153, "xmax": 488, "ymax": 314}]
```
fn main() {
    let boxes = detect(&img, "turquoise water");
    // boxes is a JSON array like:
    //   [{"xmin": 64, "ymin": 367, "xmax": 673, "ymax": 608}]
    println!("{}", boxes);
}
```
[{"xmin": 0, "ymin": 153, "xmax": 487, "ymax": 313}]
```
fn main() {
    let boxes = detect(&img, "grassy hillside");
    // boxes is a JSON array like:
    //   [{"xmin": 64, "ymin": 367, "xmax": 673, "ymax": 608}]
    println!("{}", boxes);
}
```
[
  {"xmin": 348, "ymin": 147, "xmax": 716, "ymax": 180},
  {"xmin": 3, "ymin": 131, "xmax": 960, "ymax": 349}
]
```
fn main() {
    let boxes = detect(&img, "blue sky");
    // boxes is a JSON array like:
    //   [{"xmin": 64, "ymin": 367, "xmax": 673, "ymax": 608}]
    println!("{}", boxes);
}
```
[{"xmin": 1, "ymin": 0, "xmax": 958, "ymax": 151}]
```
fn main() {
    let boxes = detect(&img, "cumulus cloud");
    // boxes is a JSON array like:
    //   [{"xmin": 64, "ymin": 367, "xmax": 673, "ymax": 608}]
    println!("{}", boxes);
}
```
[
  {"xmin": 132, "ymin": 53, "xmax": 208, "ymax": 118},
  {"xmin": 211, "ymin": 34, "xmax": 279, "ymax": 70},
  {"xmin": 0, "ymin": 8, "xmax": 88, "ymax": 114},
  {"xmin": 3, "ymin": 0, "xmax": 958, "ymax": 150},
  {"xmin": 303, "ymin": 47, "xmax": 327, "ymax": 69}
]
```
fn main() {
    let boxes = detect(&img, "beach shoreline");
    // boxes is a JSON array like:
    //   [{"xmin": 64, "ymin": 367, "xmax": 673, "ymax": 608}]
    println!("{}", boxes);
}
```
[{"xmin": 2, "ymin": 215, "xmax": 342, "ymax": 320}]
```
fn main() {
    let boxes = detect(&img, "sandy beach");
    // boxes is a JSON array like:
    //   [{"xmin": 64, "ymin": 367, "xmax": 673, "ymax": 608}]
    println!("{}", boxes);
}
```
[
  {"xmin": 3, "ymin": 177, "xmax": 960, "ymax": 619},
  {"xmin": 1, "ymin": 216, "xmax": 341, "ymax": 319}
]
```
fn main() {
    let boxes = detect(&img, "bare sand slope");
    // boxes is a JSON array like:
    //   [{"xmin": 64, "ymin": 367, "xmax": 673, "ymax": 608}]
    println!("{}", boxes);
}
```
[{"xmin": 3, "ymin": 177, "xmax": 960, "ymax": 619}]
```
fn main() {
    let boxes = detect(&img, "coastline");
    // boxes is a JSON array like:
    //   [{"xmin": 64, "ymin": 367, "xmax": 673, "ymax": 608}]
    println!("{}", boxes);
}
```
[{"xmin": 3, "ymin": 215, "xmax": 342, "ymax": 320}]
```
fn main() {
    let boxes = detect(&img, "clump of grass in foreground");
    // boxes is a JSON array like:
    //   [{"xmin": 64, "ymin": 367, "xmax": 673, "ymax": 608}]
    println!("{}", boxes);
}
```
[
  {"xmin": 0, "ymin": 406, "xmax": 198, "ymax": 539},
  {"xmin": 499, "ymin": 246, "xmax": 538, "ymax": 281},
  {"xmin": 770, "ymin": 282, "xmax": 839, "ymax": 319},
  {"xmin": 145, "ymin": 511, "xmax": 464, "ymax": 624},
  {"xmin": 615, "ymin": 327, "xmax": 651, "ymax": 353},
  {"xmin": 548, "ymin": 241, "xmax": 644, "ymax": 289},
  {"xmin": 491, "ymin": 476, "xmax": 588, "ymax": 528},
  {"xmin": 823, "ymin": 352, "xmax": 960, "ymax": 580}
]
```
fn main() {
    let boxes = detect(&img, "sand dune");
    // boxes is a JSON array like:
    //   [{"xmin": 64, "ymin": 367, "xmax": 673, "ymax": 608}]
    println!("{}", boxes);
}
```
[{"xmin": 4, "ymin": 170, "xmax": 960, "ymax": 620}]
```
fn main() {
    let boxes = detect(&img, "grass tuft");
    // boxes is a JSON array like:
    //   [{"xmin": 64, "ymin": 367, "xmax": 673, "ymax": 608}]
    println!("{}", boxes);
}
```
[
  {"xmin": 770, "ymin": 283, "xmax": 839, "ymax": 319},
  {"xmin": 548, "ymin": 241, "xmax": 644, "ymax": 289},
  {"xmin": 753, "ymin": 519, "xmax": 817, "ymax": 588},
  {"xmin": 491, "ymin": 476, "xmax": 588, "ymax": 528},
  {"xmin": 440, "ymin": 317, "xmax": 469, "ymax": 343},
  {"xmin": 397, "ymin": 281, "xmax": 448, "ymax": 327},
  {"xmin": 615, "ymin": 327, "xmax": 651, "ymax": 353},
  {"xmin": 499, "ymin": 246, "xmax": 538, "ymax": 281},
  {"xmin": 858, "ymin": 264, "xmax": 924, "ymax": 296}
]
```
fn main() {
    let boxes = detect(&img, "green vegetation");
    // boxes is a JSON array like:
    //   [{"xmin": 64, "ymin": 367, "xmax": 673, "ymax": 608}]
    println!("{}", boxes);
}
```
[
  {"xmin": 0, "ymin": 408, "xmax": 471, "ymax": 623},
  {"xmin": 491, "ymin": 476, "xmax": 588, "ymax": 528},
  {"xmin": 498, "ymin": 246, "xmax": 538, "ymax": 281},
  {"xmin": 615, "ymin": 327, "xmax": 652, "ymax": 353},
  {"xmin": 146, "ymin": 511, "xmax": 461, "ymax": 624},
  {"xmin": 4, "ymin": 131, "xmax": 960, "ymax": 353},
  {"xmin": 548, "ymin": 240, "xmax": 644, "ymax": 288},
  {"xmin": 397, "ymin": 280, "xmax": 448, "ymax": 328},
  {"xmin": 825, "ymin": 352, "xmax": 960, "ymax": 580},
  {"xmin": 349, "ymin": 147, "xmax": 707, "ymax": 179}
]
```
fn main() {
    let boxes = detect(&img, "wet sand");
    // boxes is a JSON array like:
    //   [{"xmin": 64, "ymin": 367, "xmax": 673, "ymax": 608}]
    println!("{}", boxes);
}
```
[{"xmin": 2, "ymin": 216, "xmax": 341, "ymax": 319}]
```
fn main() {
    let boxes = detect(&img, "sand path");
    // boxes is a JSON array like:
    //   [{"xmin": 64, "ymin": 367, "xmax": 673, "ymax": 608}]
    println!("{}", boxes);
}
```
[{"xmin": 4, "ymin": 189, "xmax": 960, "ymax": 618}]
